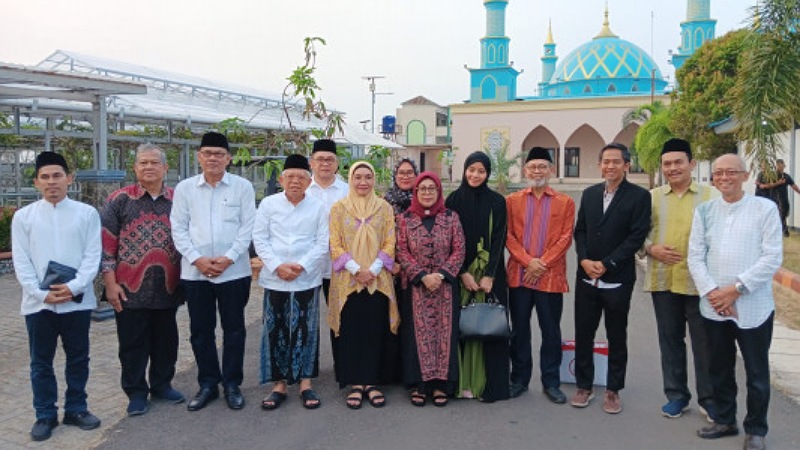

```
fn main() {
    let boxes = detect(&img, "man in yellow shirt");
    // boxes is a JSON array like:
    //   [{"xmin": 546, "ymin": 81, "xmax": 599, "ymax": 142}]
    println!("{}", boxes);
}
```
[{"xmin": 643, "ymin": 138, "xmax": 716, "ymax": 420}]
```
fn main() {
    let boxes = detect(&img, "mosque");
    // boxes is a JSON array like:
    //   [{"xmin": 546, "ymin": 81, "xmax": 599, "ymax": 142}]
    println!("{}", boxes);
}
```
[{"xmin": 449, "ymin": 0, "xmax": 716, "ymax": 182}]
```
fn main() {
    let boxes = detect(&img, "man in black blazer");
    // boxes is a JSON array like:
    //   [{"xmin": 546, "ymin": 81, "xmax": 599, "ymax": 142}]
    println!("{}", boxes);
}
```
[{"xmin": 570, "ymin": 143, "xmax": 651, "ymax": 414}]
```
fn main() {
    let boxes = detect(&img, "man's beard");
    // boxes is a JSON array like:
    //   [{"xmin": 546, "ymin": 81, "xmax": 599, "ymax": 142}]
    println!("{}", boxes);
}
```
[{"xmin": 528, "ymin": 178, "xmax": 547, "ymax": 188}]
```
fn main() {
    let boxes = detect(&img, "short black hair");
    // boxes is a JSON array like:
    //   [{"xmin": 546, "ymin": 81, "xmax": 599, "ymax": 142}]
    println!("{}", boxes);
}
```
[{"xmin": 599, "ymin": 142, "xmax": 631, "ymax": 163}]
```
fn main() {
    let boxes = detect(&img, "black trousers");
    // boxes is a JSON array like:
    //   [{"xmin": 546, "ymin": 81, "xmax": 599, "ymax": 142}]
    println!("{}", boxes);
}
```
[
  {"xmin": 651, "ymin": 291, "xmax": 713, "ymax": 406},
  {"xmin": 183, "ymin": 277, "xmax": 250, "ymax": 389},
  {"xmin": 115, "ymin": 306, "xmax": 179, "ymax": 399},
  {"xmin": 704, "ymin": 313, "xmax": 773, "ymax": 436},
  {"xmin": 509, "ymin": 288, "xmax": 563, "ymax": 389},
  {"xmin": 574, "ymin": 280, "xmax": 633, "ymax": 391}
]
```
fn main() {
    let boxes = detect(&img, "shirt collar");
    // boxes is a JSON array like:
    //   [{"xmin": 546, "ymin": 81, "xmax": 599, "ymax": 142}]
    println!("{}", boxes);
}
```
[
  {"xmin": 664, "ymin": 180, "xmax": 700, "ymax": 195},
  {"xmin": 196, "ymin": 172, "xmax": 230, "ymax": 188},
  {"xmin": 525, "ymin": 185, "xmax": 556, "ymax": 197},
  {"xmin": 131, "ymin": 183, "xmax": 170, "ymax": 200}
]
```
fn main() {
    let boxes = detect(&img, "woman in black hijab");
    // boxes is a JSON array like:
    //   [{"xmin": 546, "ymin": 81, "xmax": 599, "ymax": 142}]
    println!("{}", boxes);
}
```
[
  {"xmin": 445, "ymin": 151, "xmax": 510, "ymax": 402},
  {"xmin": 384, "ymin": 158, "xmax": 419, "ymax": 215}
]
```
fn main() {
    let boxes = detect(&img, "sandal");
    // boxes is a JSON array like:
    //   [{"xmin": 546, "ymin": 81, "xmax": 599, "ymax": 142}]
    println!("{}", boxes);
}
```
[
  {"xmin": 432, "ymin": 391, "xmax": 449, "ymax": 407},
  {"xmin": 300, "ymin": 389, "xmax": 321, "ymax": 410},
  {"xmin": 261, "ymin": 391, "xmax": 287, "ymax": 410},
  {"xmin": 365, "ymin": 386, "xmax": 386, "ymax": 408},
  {"xmin": 410, "ymin": 389, "xmax": 426, "ymax": 407},
  {"xmin": 346, "ymin": 387, "xmax": 364, "ymax": 410}
]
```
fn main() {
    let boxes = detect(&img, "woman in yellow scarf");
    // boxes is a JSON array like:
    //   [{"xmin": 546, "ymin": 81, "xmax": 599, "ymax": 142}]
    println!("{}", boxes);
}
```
[{"xmin": 328, "ymin": 161, "xmax": 398, "ymax": 409}]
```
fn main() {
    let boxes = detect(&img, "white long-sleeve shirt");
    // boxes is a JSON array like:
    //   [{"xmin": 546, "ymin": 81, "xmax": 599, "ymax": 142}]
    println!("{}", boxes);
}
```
[
  {"xmin": 253, "ymin": 192, "xmax": 329, "ymax": 291},
  {"xmin": 12, "ymin": 198, "xmax": 101, "ymax": 315},
  {"xmin": 305, "ymin": 177, "xmax": 348, "ymax": 278},
  {"xmin": 170, "ymin": 172, "xmax": 256, "ymax": 282},
  {"xmin": 687, "ymin": 194, "xmax": 783, "ymax": 329}
]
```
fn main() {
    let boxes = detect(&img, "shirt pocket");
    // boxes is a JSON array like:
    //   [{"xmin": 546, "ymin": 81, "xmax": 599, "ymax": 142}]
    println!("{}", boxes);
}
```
[{"xmin": 222, "ymin": 202, "xmax": 242, "ymax": 224}]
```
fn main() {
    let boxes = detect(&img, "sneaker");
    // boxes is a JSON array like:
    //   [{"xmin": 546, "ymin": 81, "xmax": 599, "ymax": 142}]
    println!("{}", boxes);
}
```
[
  {"xmin": 126, "ymin": 397, "xmax": 149, "ymax": 416},
  {"xmin": 699, "ymin": 403, "xmax": 718, "ymax": 424},
  {"xmin": 509, "ymin": 383, "xmax": 528, "ymax": 398},
  {"xmin": 30, "ymin": 418, "xmax": 58, "ymax": 441},
  {"xmin": 661, "ymin": 399, "xmax": 690, "ymax": 418},
  {"xmin": 62, "ymin": 411, "xmax": 101, "ymax": 430},
  {"xmin": 570, "ymin": 388, "xmax": 594, "ymax": 408},
  {"xmin": 603, "ymin": 390, "xmax": 622, "ymax": 414},
  {"xmin": 151, "ymin": 386, "xmax": 186, "ymax": 404}
]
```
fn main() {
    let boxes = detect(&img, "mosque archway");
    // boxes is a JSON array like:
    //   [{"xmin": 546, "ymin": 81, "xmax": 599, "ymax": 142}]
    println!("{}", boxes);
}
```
[
  {"xmin": 612, "ymin": 123, "xmax": 645, "ymax": 173},
  {"xmin": 564, "ymin": 124, "xmax": 605, "ymax": 178}
]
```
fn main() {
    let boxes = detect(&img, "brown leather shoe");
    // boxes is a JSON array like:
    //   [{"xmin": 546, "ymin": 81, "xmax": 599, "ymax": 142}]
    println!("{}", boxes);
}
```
[
  {"xmin": 570, "ymin": 388, "xmax": 593, "ymax": 408},
  {"xmin": 602, "ymin": 390, "xmax": 622, "ymax": 414},
  {"xmin": 697, "ymin": 423, "xmax": 740, "ymax": 439},
  {"xmin": 743, "ymin": 434, "xmax": 766, "ymax": 450}
]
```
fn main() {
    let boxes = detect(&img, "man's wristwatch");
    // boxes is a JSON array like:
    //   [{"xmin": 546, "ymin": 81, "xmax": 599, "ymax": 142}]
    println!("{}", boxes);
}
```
[{"xmin": 734, "ymin": 281, "xmax": 746, "ymax": 294}]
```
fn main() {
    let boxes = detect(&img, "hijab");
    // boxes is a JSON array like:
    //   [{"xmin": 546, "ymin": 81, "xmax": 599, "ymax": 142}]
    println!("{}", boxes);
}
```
[
  {"xmin": 445, "ymin": 151, "xmax": 496, "ymax": 266},
  {"xmin": 408, "ymin": 171, "xmax": 445, "ymax": 218},
  {"xmin": 341, "ymin": 161, "xmax": 383, "ymax": 291},
  {"xmin": 384, "ymin": 158, "xmax": 419, "ymax": 214}
]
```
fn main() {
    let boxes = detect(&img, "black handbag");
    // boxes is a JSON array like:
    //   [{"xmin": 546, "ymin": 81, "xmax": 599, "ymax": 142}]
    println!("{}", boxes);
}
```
[{"xmin": 459, "ymin": 293, "xmax": 510, "ymax": 340}]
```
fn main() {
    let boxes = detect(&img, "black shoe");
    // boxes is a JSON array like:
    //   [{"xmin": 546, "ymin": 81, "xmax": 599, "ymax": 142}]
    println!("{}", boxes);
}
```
[
  {"xmin": 126, "ymin": 397, "xmax": 149, "ymax": 416},
  {"xmin": 187, "ymin": 387, "xmax": 219, "ymax": 411},
  {"xmin": 543, "ymin": 386, "xmax": 567, "ymax": 404},
  {"xmin": 224, "ymin": 386, "xmax": 245, "ymax": 410},
  {"xmin": 509, "ymin": 383, "xmax": 528, "ymax": 398},
  {"xmin": 697, "ymin": 423, "xmax": 739, "ymax": 439},
  {"xmin": 743, "ymin": 434, "xmax": 766, "ymax": 450},
  {"xmin": 62, "ymin": 411, "xmax": 101, "ymax": 430},
  {"xmin": 30, "ymin": 418, "xmax": 58, "ymax": 441},
  {"xmin": 151, "ymin": 386, "xmax": 186, "ymax": 404}
]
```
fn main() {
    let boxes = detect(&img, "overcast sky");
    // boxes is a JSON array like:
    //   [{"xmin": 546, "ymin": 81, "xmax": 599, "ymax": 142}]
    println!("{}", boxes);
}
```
[{"xmin": 3, "ymin": 0, "xmax": 755, "ymax": 131}]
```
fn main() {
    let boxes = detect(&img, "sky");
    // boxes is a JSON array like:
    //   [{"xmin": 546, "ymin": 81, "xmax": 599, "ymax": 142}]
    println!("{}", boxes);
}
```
[{"xmin": 2, "ymin": 0, "xmax": 756, "ymax": 131}]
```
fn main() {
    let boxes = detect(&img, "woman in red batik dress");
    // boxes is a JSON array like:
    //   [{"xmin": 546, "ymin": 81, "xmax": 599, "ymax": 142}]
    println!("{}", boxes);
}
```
[{"xmin": 396, "ymin": 172, "xmax": 465, "ymax": 407}]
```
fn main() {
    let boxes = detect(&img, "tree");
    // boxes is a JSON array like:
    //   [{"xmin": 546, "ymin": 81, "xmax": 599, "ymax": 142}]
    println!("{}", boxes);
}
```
[
  {"xmin": 623, "ymin": 101, "xmax": 672, "ymax": 187},
  {"xmin": 733, "ymin": 0, "xmax": 800, "ymax": 175},
  {"xmin": 670, "ymin": 29, "xmax": 749, "ymax": 160}
]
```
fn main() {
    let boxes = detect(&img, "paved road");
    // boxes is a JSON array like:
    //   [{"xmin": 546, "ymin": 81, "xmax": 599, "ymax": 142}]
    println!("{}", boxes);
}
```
[{"xmin": 95, "ymin": 265, "xmax": 800, "ymax": 450}]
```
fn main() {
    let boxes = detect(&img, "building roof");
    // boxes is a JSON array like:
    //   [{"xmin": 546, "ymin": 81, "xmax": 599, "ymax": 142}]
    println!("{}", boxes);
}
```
[{"xmin": 401, "ymin": 96, "xmax": 443, "ymax": 107}]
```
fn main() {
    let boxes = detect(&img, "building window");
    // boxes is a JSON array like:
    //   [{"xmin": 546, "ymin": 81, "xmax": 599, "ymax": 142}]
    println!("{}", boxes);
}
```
[
  {"xmin": 436, "ymin": 112, "xmax": 448, "ymax": 127},
  {"xmin": 607, "ymin": 84, "xmax": 616, "ymax": 93},
  {"xmin": 583, "ymin": 85, "xmax": 592, "ymax": 94},
  {"xmin": 488, "ymin": 45, "xmax": 496, "ymax": 64},
  {"xmin": 563, "ymin": 87, "xmax": 571, "ymax": 95},
  {"xmin": 482, "ymin": 77, "xmax": 497, "ymax": 100},
  {"xmin": 406, "ymin": 121, "xmax": 426, "ymax": 145},
  {"xmin": 565, "ymin": 147, "xmax": 580, "ymax": 177},
  {"xmin": 631, "ymin": 84, "xmax": 639, "ymax": 92}
]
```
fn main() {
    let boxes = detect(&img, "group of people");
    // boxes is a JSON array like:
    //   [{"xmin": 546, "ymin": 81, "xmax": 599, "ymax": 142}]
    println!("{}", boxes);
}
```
[{"xmin": 11, "ymin": 132, "xmax": 782, "ymax": 450}]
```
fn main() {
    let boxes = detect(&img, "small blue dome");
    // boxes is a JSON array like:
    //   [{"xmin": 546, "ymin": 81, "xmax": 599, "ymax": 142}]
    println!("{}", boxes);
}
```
[{"xmin": 543, "ymin": 13, "xmax": 668, "ymax": 98}]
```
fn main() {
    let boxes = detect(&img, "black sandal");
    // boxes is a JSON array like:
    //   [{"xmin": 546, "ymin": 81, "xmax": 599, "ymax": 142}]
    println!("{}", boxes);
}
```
[
  {"xmin": 300, "ymin": 389, "xmax": 321, "ymax": 410},
  {"xmin": 365, "ymin": 386, "xmax": 386, "ymax": 408},
  {"xmin": 410, "ymin": 389, "xmax": 426, "ymax": 407},
  {"xmin": 346, "ymin": 387, "xmax": 364, "ymax": 410},
  {"xmin": 432, "ymin": 391, "xmax": 449, "ymax": 407},
  {"xmin": 261, "ymin": 391, "xmax": 287, "ymax": 410}
]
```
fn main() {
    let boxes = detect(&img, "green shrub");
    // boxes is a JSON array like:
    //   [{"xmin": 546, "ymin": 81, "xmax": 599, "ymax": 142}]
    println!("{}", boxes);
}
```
[{"xmin": 0, "ymin": 207, "xmax": 15, "ymax": 252}]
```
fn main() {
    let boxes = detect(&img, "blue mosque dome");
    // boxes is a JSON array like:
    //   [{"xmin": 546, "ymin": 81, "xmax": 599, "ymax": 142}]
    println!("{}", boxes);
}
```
[{"xmin": 541, "ymin": 9, "xmax": 669, "ymax": 98}]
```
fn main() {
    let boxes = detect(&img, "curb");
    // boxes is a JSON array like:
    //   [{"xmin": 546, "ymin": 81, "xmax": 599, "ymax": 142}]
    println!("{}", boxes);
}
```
[{"xmin": 775, "ymin": 268, "xmax": 800, "ymax": 293}]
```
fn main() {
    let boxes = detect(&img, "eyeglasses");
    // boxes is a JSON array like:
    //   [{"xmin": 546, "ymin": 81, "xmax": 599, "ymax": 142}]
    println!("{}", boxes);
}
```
[
  {"xmin": 397, "ymin": 170, "xmax": 416, "ymax": 177},
  {"xmin": 417, "ymin": 187, "xmax": 438, "ymax": 194},
  {"xmin": 312, "ymin": 157, "xmax": 337, "ymax": 165},
  {"xmin": 712, "ymin": 169, "xmax": 746, "ymax": 178},
  {"xmin": 525, "ymin": 164, "xmax": 550, "ymax": 172},
  {"xmin": 199, "ymin": 150, "xmax": 229, "ymax": 158}
]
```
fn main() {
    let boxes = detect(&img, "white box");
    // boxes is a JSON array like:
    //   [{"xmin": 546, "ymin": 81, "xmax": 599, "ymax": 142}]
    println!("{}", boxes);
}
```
[{"xmin": 560, "ymin": 340, "xmax": 608, "ymax": 386}]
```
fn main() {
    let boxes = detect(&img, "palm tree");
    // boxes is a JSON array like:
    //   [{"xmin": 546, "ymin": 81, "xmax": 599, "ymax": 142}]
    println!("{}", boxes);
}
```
[
  {"xmin": 733, "ymin": 0, "xmax": 800, "ymax": 175},
  {"xmin": 623, "ymin": 101, "xmax": 672, "ymax": 188}
]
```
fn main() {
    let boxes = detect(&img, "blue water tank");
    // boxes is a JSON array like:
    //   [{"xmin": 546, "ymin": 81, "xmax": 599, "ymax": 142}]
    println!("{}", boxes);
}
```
[{"xmin": 381, "ymin": 115, "xmax": 396, "ymax": 134}]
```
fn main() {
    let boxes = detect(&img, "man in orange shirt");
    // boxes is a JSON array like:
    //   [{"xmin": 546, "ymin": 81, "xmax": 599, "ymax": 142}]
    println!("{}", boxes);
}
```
[{"xmin": 506, "ymin": 147, "xmax": 576, "ymax": 403}]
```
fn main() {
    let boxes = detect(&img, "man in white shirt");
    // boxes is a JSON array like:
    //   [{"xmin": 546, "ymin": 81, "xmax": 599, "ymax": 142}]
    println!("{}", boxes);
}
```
[
  {"xmin": 171, "ymin": 132, "xmax": 256, "ymax": 412},
  {"xmin": 304, "ymin": 139, "xmax": 348, "ymax": 301},
  {"xmin": 687, "ymin": 154, "xmax": 782, "ymax": 450},
  {"xmin": 254, "ymin": 154, "xmax": 329, "ymax": 411},
  {"xmin": 12, "ymin": 152, "xmax": 102, "ymax": 441}
]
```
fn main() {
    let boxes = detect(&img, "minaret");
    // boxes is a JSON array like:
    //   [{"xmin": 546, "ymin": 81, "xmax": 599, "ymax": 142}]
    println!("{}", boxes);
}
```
[
  {"xmin": 671, "ymin": 0, "xmax": 717, "ymax": 69},
  {"xmin": 539, "ymin": 19, "xmax": 557, "ymax": 97},
  {"xmin": 468, "ymin": 0, "xmax": 519, "ymax": 103}
]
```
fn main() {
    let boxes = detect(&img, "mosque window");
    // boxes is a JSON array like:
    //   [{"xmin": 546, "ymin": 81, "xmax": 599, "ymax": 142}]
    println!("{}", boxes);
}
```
[
  {"xmin": 583, "ymin": 85, "xmax": 592, "ymax": 94},
  {"xmin": 694, "ymin": 29, "xmax": 705, "ymax": 49},
  {"xmin": 488, "ymin": 45, "xmax": 496, "ymax": 64},
  {"xmin": 482, "ymin": 77, "xmax": 497, "ymax": 100},
  {"xmin": 631, "ymin": 84, "xmax": 639, "ymax": 92},
  {"xmin": 563, "ymin": 87, "xmax": 570, "ymax": 96},
  {"xmin": 607, "ymin": 84, "xmax": 617, "ymax": 93},
  {"xmin": 499, "ymin": 45, "xmax": 506, "ymax": 64}
]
